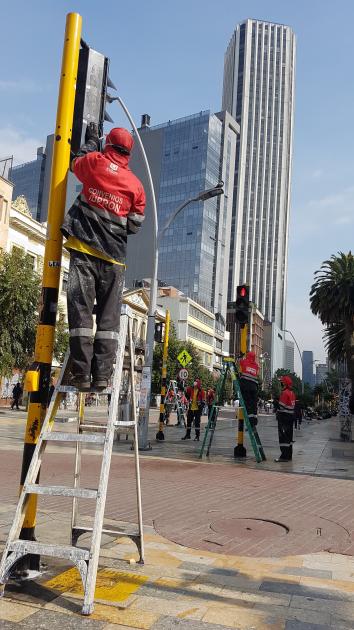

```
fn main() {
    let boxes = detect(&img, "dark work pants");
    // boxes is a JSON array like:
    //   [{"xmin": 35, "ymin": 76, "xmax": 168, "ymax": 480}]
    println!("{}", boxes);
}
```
[
  {"xmin": 186, "ymin": 409, "xmax": 202, "ymax": 437},
  {"xmin": 240, "ymin": 378, "xmax": 258, "ymax": 428},
  {"xmin": 277, "ymin": 412, "xmax": 294, "ymax": 460},
  {"xmin": 67, "ymin": 250, "xmax": 125, "ymax": 380}
]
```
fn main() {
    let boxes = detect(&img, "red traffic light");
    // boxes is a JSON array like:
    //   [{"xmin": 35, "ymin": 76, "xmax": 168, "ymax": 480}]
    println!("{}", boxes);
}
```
[{"xmin": 240, "ymin": 286, "xmax": 247, "ymax": 297}]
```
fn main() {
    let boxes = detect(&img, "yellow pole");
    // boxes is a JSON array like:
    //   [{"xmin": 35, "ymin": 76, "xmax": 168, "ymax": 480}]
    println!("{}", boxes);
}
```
[
  {"xmin": 156, "ymin": 310, "xmax": 171, "ymax": 441},
  {"xmin": 240, "ymin": 324, "xmax": 248, "ymax": 355},
  {"xmin": 19, "ymin": 13, "xmax": 82, "ymax": 566},
  {"xmin": 234, "ymin": 324, "xmax": 248, "ymax": 457}
]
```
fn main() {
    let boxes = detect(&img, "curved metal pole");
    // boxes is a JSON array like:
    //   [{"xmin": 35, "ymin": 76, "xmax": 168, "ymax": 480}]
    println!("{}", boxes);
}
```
[
  {"xmin": 284, "ymin": 329, "xmax": 304, "ymax": 393},
  {"xmin": 158, "ymin": 198, "xmax": 195, "ymax": 243},
  {"xmin": 114, "ymin": 96, "xmax": 158, "ymax": 449}
]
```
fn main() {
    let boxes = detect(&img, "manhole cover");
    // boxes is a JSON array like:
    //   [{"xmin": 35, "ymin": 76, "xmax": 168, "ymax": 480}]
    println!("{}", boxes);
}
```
[{"xmin": 210, "ymin": 517, "xmax": 289, "ymax": 541}]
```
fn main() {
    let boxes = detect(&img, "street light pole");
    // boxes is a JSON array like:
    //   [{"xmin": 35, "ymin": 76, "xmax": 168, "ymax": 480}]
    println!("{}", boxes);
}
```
[
  {"xmin": 284, "ymin": 329, "xmax": 304, "ymax": 393},
  {"xmin": 113, "ymin": 97, "xmax": 224, "ymax": 449},
  {"xmin": 138, "ymin": 184, "xmax": 223, "ymax": 448}
]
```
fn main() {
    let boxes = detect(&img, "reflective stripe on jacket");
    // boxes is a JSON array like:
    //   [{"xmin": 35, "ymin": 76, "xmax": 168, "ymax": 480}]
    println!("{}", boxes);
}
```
[{"xmin": 62, "ymin": 147, "xmax": 145, "ymax": 263}]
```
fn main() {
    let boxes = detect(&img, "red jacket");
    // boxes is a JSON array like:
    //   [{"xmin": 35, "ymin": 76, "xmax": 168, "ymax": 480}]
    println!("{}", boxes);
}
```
[
  {"xmin": 186, "ymin": 381, "xmax": 205, "ymax": 409},
  {"xmin": 239, "ymin": 352, "xmax": 259, "ymax": 385},
  {"xmin": 62, "ymin": 146, "xmax": 145, "ymax": 263},
  {"xmin": 278, "ymin": 388, "xmax": 296, "ymax": 415}
]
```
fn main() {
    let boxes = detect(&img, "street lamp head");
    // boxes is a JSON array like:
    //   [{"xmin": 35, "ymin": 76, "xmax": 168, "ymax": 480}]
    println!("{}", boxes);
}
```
[{"xmin": 196, "ymin": 181, "xmax": 224, "ymax": 202}]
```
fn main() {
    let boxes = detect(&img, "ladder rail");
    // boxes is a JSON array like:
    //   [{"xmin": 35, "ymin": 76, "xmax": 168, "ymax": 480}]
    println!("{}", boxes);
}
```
[
  {"xmin": 81, "ymin": 310, "xmax": 128, "ymax": 614},
  {"xmin": 230, "ymin": 364, "xmax": 265, "ymax": 463},
  {"xmin": 71, "ymin": 392, "xmax": 85, "ymax": 539},
  {"xmin": 0, "ymin": 363, "xmax": 67, "ymax": 580},
  {"xmin": 128, "ymin": 317, "xmax": 144, "ymax": 565}
]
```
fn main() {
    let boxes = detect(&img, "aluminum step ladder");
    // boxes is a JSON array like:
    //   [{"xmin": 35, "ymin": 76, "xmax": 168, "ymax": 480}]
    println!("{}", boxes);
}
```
[
  {"xmin": 164, "ymin": 379, "xmax": 186, "ymax": 427},
  {"xmin": 199, "ymin": 359, "xmax": 266, "ymax": 462},
  {"xmin": 0, "ymin": 305, "xmax": 144, "ymax": 615}
]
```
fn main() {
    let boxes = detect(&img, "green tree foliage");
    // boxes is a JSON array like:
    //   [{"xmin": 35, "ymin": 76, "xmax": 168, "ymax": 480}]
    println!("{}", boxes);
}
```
[
  {"xmin": 271, "ymin": 368, "xmax": 302, "ymax": 400},
  {"xmin": 54, "ymin": 306, "xmax": 69, "ymax": 364},
  {"xmin": 310, "ymin": 252, "xmax": 354, "ymax": 390},
  {"xmin": 152, "ymin": 323, "xmax": 216, "ymax": 393},
  {"xmin": 0, "ymin": 249, "xmax": 41, "ymax": 375}
]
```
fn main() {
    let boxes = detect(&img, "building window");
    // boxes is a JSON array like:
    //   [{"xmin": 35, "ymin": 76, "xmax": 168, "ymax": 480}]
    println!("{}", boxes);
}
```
[
  {"xmin": 27, "ymin": 254, "xmax": 37, "ymax": 270},
  {"xmin": 62, "ymin": 271, "xmax": 69, "ymax": 293}
]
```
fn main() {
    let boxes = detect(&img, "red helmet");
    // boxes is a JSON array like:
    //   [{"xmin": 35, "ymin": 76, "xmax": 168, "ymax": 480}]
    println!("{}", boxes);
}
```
[
  {"xmin": 247, "ymin": 351, "xmax": 256, "ymax": 362},
  {"xmin": 105, "ymin": 127, "xmax": 134, "ymax": 155},
  {"xmin": 280, "ymin": 375, "xmax": 293, "ymax": 388}
]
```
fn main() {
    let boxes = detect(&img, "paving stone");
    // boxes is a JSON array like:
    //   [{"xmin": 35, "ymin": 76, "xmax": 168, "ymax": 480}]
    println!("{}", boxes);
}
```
[
  {"xmin": 151, "ymin": 617, "xmax": 234, "ymax": 629},
  {"xmin": 260, "ymin": 581, "xmax": 351, "ymax": 600},
  {"xmin": 279, "ymin": 567, "xmax": 332, "ymax": 579},
  {"xmin": 285, "ymin": 621, "xmax": 332, "ymax": 630},
  {"xmin": 0, "ymin": 598, "xmax": 38, "ymax": 622},
  {"xmin": 16, "ymin": 608, "xmax": 106, "ymax": 628},
  {"xmin": 179, "ymin": 562, "xmax": 239, "ymax": 577}
]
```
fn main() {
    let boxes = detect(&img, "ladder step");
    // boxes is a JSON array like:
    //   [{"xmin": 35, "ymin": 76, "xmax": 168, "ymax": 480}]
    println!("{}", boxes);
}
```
[
  {"xmin": 8, "ymin": 540, "xmax": 90, "ymax": 562},
  {"xmin": 73, "ymin": 525, "xmax": 140, "ymax": 538},
  {"xmin": 42, "ymin": 431, "xmax": 105, "ymax": 444},
  {"xmin": 114, "ymin": 421, "xmax": 135, "ymax": 428},
  {"xmin": 57, "ymin": 385, "xmax": 77, "ymax": 393},
  {"xmin": 25, "ymin": 484, "xmax": 98, "ymax": 499},
  {"xmin": 80, "ymin": 424, "xmax": 107, "ymax": 431}
]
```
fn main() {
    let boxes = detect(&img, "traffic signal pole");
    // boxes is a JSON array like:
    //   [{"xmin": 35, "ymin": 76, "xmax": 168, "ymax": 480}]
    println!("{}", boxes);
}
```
[
  {"xmin": 234, "ymin": 323, "xmax": 248, "ymax": 458},
  {"xmin": 156, "ymin": 310, "xmax": 171, "ymax": 441},
  {"xmin": 19, "ymin": 13, "xmax": 82, "ymax": 569}
]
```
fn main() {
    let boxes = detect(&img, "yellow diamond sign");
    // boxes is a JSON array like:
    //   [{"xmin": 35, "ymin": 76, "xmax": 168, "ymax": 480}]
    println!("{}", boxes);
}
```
[{"xmin": 177, "ymin": 349, "xmax": 192, "ymax": 367}]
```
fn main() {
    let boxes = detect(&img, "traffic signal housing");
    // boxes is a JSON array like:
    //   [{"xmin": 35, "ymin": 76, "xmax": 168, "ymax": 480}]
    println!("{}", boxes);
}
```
[
  {"xmin": 154, "ymin": 322, "xmax": 164, "ymax": 343},
  {"xmin": 235, "ymin": 285, "xmax": 250, "ymax": 327},
  {"xmin": 71, "ymin": 42, "xmax": 116, "ymax": 154}
]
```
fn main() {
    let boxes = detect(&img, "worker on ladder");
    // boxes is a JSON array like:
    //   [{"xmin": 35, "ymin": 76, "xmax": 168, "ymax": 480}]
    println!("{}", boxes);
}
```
[
  {"xmin": 239, "ymin": 351, "xmax": 260, "ymax": 429},
  {"xmin": 61, "ymin": 124, "xmax": 146, "ymax": 391},
  {"xmin": 274, "ymin": 375, "xmax": 296, "ymax": 462}
]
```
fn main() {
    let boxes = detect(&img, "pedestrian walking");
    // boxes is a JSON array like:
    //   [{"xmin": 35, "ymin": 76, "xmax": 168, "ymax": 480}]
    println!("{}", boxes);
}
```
[
  {"xmin": 182, "ymin": 379, "xmax": 205, "ymax": 441},
  {"xmin": 239, "ymin": 351, "xmax": 259, "ymax": 428},
  {"xmin": 61, "ymin": 123, "xmax": 146, "ymax": 392},
  {"xmin": 274, "ymin": 375, "xmax": 296, "ymax": 462},
  {"xmin": 11, "ymin": 382, "xmax": 22, "ymax": 410}
]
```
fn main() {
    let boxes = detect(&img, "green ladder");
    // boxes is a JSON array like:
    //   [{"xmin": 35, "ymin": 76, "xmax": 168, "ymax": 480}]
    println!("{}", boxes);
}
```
[{"xmin": 199, "ymin": 359, "xmax": 266, "ymax": 463}]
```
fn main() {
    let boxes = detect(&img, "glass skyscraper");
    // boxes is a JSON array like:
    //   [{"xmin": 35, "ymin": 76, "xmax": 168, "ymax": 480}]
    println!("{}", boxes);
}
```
[
  {"xmin": 126, "ymin": 111, "xmax": 239, "ymax": 320},
  {"xmin": 223, "ymin": 19, "xmax": 296, "ymax": 330},
  {"xmin": 9, "ymin": 147, "xmax": 46, "ymax": 221}
]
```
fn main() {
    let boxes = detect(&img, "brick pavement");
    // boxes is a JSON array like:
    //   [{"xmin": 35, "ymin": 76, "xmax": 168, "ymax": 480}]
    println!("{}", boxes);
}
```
[{"xmin": 1, "ymin": 409, "xmax": 354, "ymax": 628}]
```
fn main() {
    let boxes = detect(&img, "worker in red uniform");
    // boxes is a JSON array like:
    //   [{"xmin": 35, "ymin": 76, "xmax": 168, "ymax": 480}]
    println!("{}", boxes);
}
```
[
  {"xmin": 206, "ymin": 387, "xmax": 216, "ymax": 417},
  {"xmin": 275, "ymin": 375, "xmax": 296, "ymax": 462},
  {"xmin": 61, "ymin": 124, "xmax": 146, "ymax": 391},
  {"xmin": 182, "ymin": 378, "xmax": 205, "ymax": 441},
  {"xmin": 239, "ymin": 351, "xmax": 259, "ymax": 428}
]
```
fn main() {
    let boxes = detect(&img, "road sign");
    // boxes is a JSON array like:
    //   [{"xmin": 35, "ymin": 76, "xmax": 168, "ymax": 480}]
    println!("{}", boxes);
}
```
[
  {"xmin": 178, "ymin": 368, "xmax": 189, "ymax": 381},
  {"xmin": 177, "ymin": 349, "xmax": 192, "ymax": 368}
]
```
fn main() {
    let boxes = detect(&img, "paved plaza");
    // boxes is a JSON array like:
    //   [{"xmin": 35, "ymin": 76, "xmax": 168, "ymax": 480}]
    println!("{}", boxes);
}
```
[{"xmin": 0, "ymin": 405, "xmax": 354, "ymax": 628}]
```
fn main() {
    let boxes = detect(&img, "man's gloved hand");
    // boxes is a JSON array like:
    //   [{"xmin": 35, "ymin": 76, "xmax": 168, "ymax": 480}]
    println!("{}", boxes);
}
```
[{"xmin": 85, "ymin": 122, "xmax": 99, "ymax": 143}]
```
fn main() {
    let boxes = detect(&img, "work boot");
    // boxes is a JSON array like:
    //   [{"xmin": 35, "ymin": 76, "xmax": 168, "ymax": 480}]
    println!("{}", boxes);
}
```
[
  {"xmin": 71, "ymin": 375, "xmax": 91, "ymax": 392},
  {"xmin": 194, "ymin": 431, "xmax": 200, "ymax": 441},
  {"xmin": 181, "ymin": 430, "xmax": 191, "ymax": 440},
  {"xmin": 92, "ymin": 378, "xmax": 109, "ymax": 392}
]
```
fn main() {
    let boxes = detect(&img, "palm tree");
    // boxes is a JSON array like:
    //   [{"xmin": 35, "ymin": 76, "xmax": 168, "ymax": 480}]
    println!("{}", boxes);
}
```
[{"xmin": 310, "ymin": 252, "xmax": 354, "ymax": 392}]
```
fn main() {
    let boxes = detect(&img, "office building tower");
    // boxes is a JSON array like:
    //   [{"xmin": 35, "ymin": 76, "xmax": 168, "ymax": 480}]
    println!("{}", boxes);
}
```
[
  {"xmin": 126, "ymin": 110, "xmax": 239, "ymax": 321},
  {"xmin": 9, "ymin": 147, "xmax": 46, "ymax": 220},
  {"xmin": 222, "ymin": 19, "xmax": 296, "ymax": 331},
  {"xmin": 285, "ymin": 339, "xmax": 295, "ymax": 372},
  {"xmin": 316, "ymin": 362, "xmax": 328, "ymax": 386},
  {"xmin": 302, "ymin": 351, "xmax": 314, "ymax": 387}
]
